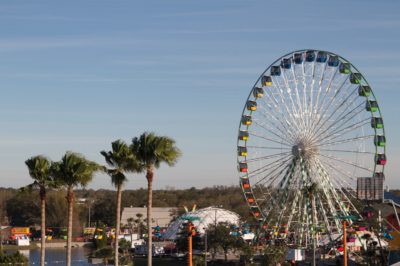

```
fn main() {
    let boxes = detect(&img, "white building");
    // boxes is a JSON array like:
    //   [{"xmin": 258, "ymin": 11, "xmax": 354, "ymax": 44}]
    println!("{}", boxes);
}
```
[{"xmin": 121, "ymin": 207, "xmax": 178, "ymax": 228}]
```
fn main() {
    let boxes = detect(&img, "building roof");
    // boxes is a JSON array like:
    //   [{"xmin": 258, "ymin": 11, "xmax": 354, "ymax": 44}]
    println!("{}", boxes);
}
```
[
  {"xmin": 121, "ymin": 207, "xmax": 178, "ymax": 228},
  {"xmin": 163, "ymin": 207, "xmax": 241, "ymax": 240}
]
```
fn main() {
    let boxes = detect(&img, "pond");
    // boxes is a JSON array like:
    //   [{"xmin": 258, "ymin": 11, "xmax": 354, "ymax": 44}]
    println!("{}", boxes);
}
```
[{"xmin": 14, "ymin": 248, "xmax": 187, "ymax": 265}]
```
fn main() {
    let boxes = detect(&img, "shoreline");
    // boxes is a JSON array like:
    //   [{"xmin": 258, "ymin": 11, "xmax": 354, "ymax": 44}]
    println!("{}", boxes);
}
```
[{"xmin": 2, "ymin": 241, "xmax": 94, "ymax": 250}]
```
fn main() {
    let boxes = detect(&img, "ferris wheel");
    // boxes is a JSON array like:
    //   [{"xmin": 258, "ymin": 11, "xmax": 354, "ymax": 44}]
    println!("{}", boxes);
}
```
[{"xmin": 237, "ymin": 49, "xmax": 386, "ymax": 247}]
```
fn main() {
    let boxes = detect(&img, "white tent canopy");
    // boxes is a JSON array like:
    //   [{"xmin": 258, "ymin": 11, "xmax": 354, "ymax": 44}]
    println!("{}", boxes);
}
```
[{"xmin": 163, "ymin": 207, "xmax": 241, "ymax": 240}]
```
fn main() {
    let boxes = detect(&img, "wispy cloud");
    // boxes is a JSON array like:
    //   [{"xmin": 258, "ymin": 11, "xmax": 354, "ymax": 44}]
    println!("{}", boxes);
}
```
[{"xmin": 0, "ymin": 15, "xmax": 96, "ymax": 22}]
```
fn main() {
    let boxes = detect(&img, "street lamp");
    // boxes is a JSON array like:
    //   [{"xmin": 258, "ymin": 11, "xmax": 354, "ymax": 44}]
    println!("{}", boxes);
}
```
[
  {"xmin": 87, "ymin": 200, "xmax": 94, "ymax": 227},
  {"xmin": 203, "ymin": 227, "xmax": 207, "ymax": 266}
]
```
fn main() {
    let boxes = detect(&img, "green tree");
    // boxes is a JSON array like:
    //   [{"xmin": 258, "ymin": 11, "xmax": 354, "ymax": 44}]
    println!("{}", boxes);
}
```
[
  {"xmin": 131, "ymin": 132, "xmax": 181, "ymax": 266},
  {"xmin": 101, "ymin": 140, "xmax": 139, "ymax": 266},
  {"xmin": 24, "ymin": 155, "xmax": 57, "ymax": 266},
  {"xmin": 52, "ymin": 152, "xmax": 101, "ymax": 266},
  {"xmin": 207, "ymin": 222, "xmax": 244, "ymax": 262},
  {"xmin": 95, "ymin": 223, "xmax": 108, "ymax": 250},
  {"xmin": 6, "ymin": 191, "xmax": 39, "ymax": 226}
]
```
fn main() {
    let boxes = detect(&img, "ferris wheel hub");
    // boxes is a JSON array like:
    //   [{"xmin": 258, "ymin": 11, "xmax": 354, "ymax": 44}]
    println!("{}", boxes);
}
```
[{"xmin": 292, "ymin": 140, "xmax": 318, "ymax": 160}]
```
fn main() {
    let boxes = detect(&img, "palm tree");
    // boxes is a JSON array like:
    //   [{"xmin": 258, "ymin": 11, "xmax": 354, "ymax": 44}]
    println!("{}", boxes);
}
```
[
  {"xmin": 25, "ymin": 155, "xmax": 56, "ymax": 266},
  {"xmin": 131, "ymin": 132, "xmax": 181, "ymax": 266},
  {"xmin": 51, "ymin": 152, "xmax": 101, "ymax": 266},
  {"xmin": 101, "ymin": 140, "xmax": 139, "ymax": 266}
]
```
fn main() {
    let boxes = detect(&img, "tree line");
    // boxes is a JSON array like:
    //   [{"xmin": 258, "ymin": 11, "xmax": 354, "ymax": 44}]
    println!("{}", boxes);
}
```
[{"xmin": 0, "ymin": 185, "xmax": 252, "ymax": 228}]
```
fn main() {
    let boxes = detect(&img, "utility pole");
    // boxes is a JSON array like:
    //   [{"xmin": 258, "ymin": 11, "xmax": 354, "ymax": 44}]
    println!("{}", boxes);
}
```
[
  {"xmin": 187, "ymin": 221, "xmax": 196, "ymax": 266},
  {"xmin": 204, "ymin": 228, "xmax": 207, "ymax": 266},
  {"xmin": 343, "ymin": 220, "xmax": 347, "ymax": 266}
]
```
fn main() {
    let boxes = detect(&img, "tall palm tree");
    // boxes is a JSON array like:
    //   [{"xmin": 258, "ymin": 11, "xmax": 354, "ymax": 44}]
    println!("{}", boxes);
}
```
[
  {"xmin": 131, "ymin": 132, "xmax": 181, "ymax": 266},
  {"xmin": 25, "ymin": 155, "xmax": 56, "ymax": 266},
  {"xmin": 101, "ymin": 140, "xmax": 139, "ymax": 266},
  {"xmin": 51, "ymin": 152, "xmax": 101, "ymax": 266}
]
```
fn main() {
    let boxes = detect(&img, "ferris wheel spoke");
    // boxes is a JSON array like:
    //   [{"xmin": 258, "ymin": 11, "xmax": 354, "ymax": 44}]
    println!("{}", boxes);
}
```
[
  {"xmin": 314, "ymin": 160, "xmax": 349, "ymax": 226},
  {"xmin": 306, "ymin": 62, "xmax": 317, "ymax": 130},
  {"xmin": 318, "ymin": 153, "xmax": 374, "ymax": 172},
  {"xmin": 310, "ymin": 63, "xmax": 328, "ymax": 129},
  {"xmin": 317, "ymin": 134, "xmax": 374, "ymax": 147},
  {"xmin": 253, "ymin": 120, "xmax": 293, "ymax": 145},
  {"xmin": 318, "ymin": 158, "xmax": 359, "ymax": 199},
  {"xmin": 247, "ymin": 145, "xmax": 291, "ymax": 150},
  {"xmin": 272, "ymin": 75, "xmax": 306, "ymax": 134},
  {"xmin": 247, "ymin": 151, "xmax": 292, "ymax": 163},
  {"xmin": 318, "ymin": 162, "xmax": 362, "ymax": 218},
  {"xmin": 256, "ymin": 106, "xmax": 297, "ymax": 141},
  {"xmin": 249, "ymin": 132, "xmax": 292, "ymax": 147},
  {"xmin": 310, "ymin": 86, "xmax": 360, "ymax": 139},
  {"xmin": 249, "ymin": 156, "xmax": 292, "ymax": 180},
  {"xmin": 317, "ymin": 109, "xmax": 371, "ymax": 141},
  {"xmin": 308, "ymin": 66, "xmax": 340, "ymax": 133},
  {"xmin": 311, "ymin": 101, "xmax": 366, "ymax": 143},
  {"xmin": 258, "ymin": 93, "xmax": 300, "ymax": 138},
  {"xmin": 315, "ymin": 86, "xmax": 360, "ymax": 129},
  {"xmin": 319, "ymin": 149, "xmax": 375, "ymax": 155},
  {"xmin": 281, "ymin": 68, "xmax": 306, "ymax": 132},
  {"xmin": 314, "ymin": 118, "xmax": 370, "ymax": 145}
]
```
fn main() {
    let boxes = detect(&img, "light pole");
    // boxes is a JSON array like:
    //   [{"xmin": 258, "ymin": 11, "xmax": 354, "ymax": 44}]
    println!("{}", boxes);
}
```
[
  {"xmin": 87, "ymin": 200, "xmax": 94, "ymax": 227},
  {"xmin": 204, "ymin": 227, "xmax": 207, "ymax": 266}
]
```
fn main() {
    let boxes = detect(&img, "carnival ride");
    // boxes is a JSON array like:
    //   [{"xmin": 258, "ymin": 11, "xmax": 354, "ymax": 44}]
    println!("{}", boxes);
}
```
[{"xmin": 237, "ymin": 49, "xmax": 386, "ymax": 248}]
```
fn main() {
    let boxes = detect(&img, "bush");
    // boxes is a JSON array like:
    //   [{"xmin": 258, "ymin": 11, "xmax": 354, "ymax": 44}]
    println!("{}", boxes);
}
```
[{"xmin": 0, "ymin": 251, "xmax": 29, "ymax": 264}]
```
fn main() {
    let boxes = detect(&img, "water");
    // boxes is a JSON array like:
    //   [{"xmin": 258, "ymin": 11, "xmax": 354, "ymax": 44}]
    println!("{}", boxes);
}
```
[
  {"xmin": 15, "ymin": 249, "xmax": 187, "ymax": 265},
  {"xmin": 22, "ymin": 248, "xmax": 94, "ymax": 265}
]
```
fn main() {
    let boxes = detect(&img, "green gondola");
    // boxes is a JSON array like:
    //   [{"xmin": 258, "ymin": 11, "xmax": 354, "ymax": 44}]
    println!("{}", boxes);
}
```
[
  {"xmin": 374, "ymin": 135, "xmax": 386, "ymax": 147},
  {"xmin": 371, "ymin": 117, "xmax": 384, "ymax": 128},
  {"xmin": 366, "ymin": 100, "xmax": 379, "ymax": 112},
  {"xmin": 339, "ymin": 62, "xmax": 351, "ymax": 74},
  {"xmin": 358, "ymin": 86, "xmax": 371, "ymax": 97},
  {"xmin": 350, "ymin": 73, "xmax": 362, "ymax": 84}
]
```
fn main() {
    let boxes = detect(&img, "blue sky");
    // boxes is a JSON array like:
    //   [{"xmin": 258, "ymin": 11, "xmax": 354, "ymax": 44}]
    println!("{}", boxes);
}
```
[{"xmin": 0, "ymin": 0, "xmax": 399, "ymax": 189}]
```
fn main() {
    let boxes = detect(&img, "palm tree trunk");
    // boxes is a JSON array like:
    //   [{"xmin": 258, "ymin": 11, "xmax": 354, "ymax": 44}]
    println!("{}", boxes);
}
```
[
  {"xmin": 115, "ymin": 183, "xmax": 122, "ymax": 266},
  {"xmin": 146, "ymin": 169, "xmax": 154, "ymax": 266},
  {"xmin": 40, "ymin": 187, "xmax": 46, "ymax": 266},
  {"xmin": 66, "ymin": 186, "xmax": 74, "ymax": 266}
]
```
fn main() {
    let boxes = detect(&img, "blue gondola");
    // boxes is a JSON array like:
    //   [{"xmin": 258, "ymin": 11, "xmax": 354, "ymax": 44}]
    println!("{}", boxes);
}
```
[
  {"xmin": 305, "ymin": 50, "xmax": 315, "ymax": 62},
  {"xmin": 293, "ymin": 53, "xmax": 303, "ymax": 64},
  {"xmin": 316, "ymin": 51, "xmax": 328, "ymax": 63},
  {"xmin": 281, "ymin": 58, "xmax": 292, "ymax": 69},
  {"xmin": 271, "ymin": 66, "xmax": 281, "ymax": 76},
  {"xmin": 328, "ymin": 55, "xmax": 339, "ymax": 67}
]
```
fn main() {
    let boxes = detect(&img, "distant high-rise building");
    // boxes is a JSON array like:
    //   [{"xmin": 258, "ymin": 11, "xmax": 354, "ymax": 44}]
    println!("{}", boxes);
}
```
[{"xmin": 357, "ymin": 175, "xmax": 384, "ymax": 201}]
